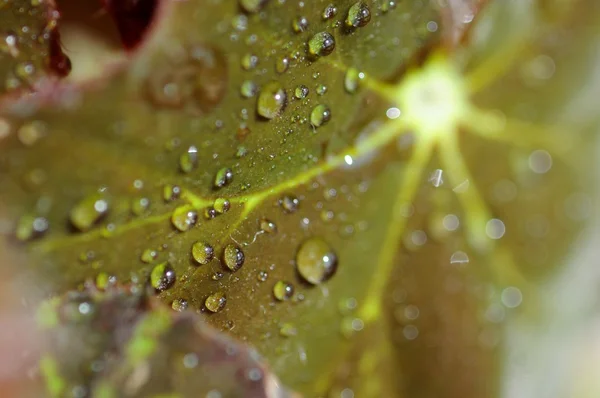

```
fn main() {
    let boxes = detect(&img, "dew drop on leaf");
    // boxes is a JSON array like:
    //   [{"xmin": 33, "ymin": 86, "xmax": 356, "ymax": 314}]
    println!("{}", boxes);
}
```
[
  {"xmin": 257, "ymin": 81, "xmax": 287, "ymax": 119},
  {"xmin": 260, "ymin": 218, "xmax": 277, "ymax": 233},
  {"xmin": 310, "ymin": 104, "xmax": 331, "ymax": 127},
  {"xmin": 179, "ymin": 145, "xmax": 198, "ymax": 173},
  {"xmin": 296, "ymin": 237, "xmax": 338, "ymax": 285},
  {"xmin": 205, "ymin": 291, "xmax": 227, "ymax": 313},
  {"xmin": 171, "ymin": 298, "xmax": 188, "ymax": 312},
  {"xmin": 322, "ymin": 4, "xmax": 338, "ymax": 20},
  {"xmin": 257, "ymin": 270, "xmax": 269, "ymax": 282},
  {"xmin": 213, "ymin": 198, "xmax": 231, "ymax": 214},
  {"xmin": 308, "ymin": 32, "xmax": 336, "ymax": 58},
  {"xmin": 240, "ymin": 80, "xmax": 258, "ymax": 98},
  {"xmin": 69, "ymin": 195, "xmax": 109, "ymax": 232},
  {"xmin": 241, "ymin": 53, "xmax": 259, "ymax": 70},
  {"xmin": 239, "ymin": 0, "xmax": 268, "ymax": 14},
  {"xmin": 280, "ymin": 195, "xmax": 300, "ymax": 213},
  {"xmin": 163, "ymin": 184, "xmax": 181, "ymax": 202},
  {"xmin": 214, "ymin": 167, "xmax": 233, "ymax": 189},
  {"xmin": 140, "ymin": 248, "xmax": 158, "ymax": 264},
  {"xmin": 131, "ymin": 197, "xmax": 150, "ymax": 216},
  {"xmin": 275, "ymin": 56, "xmax": 290, "ymax": 74},
  {"xmin": 344, "ymin": 68, "xmax": 363, "ymax": 93},
  {"xmin": 316, "ymin": 84, "xmax": 327, "ymax": 95},
  {"xmin": 273, "ymin": 280, "xmax": 294, "ymax": 301},
  {"xmin": 150, "ymin": 262, "xmax": 176, "ymax": 291},
  {"xmin": 15, "ymin": 214, "xmax": 48, "ymax": 241},
  {"xmin": 223, "ymin": 244, "xmax": 245, "ymax": 272},
  {"xmin": 279, "ymin": 323, "xmax": 298, "ymax": 337},
  {"xmin": 346, "ymin": 1, "xmax": 371, "ymax": 28},
  {"xmin": 292, "ymin": 16, "xmax": 309, "ymax": 33},
  {"xmin": 192, "ymin": 242, "xmax": 214, "ymax": 265},
  {"xmin": 170, "ymin": 207, "xmax": 198, "ymax": 232},
  {"xmin": 294, "ymin": 85, "xmax": 309, "ymax": 99}
]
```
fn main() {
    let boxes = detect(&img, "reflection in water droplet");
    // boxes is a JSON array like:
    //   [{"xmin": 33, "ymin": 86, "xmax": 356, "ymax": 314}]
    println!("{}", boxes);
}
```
[
  {"xmin": 346, "ymin": 2, "xmax": 371, "ymax": 28},
  {"xmin": 450, "ymin": 251, "xmax": 469, "ymax": 264},
  {"xmin": 223, "ymin": 244, "xmax": 245, "ymax": 271},
  {"xmin": 192, "ymin": 242, "xmax": 214, "ymax": 265},
  {"xmin": 310, "ymin": 104, "xmax": 331, "ymax": 127},
  {"xmin": 171, "ymin": 207, "xmax": 198, "ymax": 232},
  {"xmin": 485, "ymin": 218, "xmax": 506, "ymax": 240},
  {"xmin": 292, "ymin": 16, "xmax": 309, "ymax": 33},
  {"xmin": 308, "ymin": 32, "xmax": 336, "ymax": 58},
  {"xmin": 205, "ymin": 292, "xmax": 227, "ymax": 312},
  {"xmin": 257, "ymin": 81, "xmax": 287, "ymax": 119},
  {"xmin": 428, "ymin": 169, "xmax": 444, "ymax": 187},
  {"xmin": 280, "ymin": 195, "xmax": 300, "ymax": 213},
  {"xmin": 296, "ymin": 237, "xmax": 338, "ymax": 285},
  {"xmin": 273, "ymin": 281, "xmax": 294, "ymax": 301},
  {"xmin": 294, "ymin": 85, "xmax": 309, "ymax": 99},
  {"xmin": 214, "ymin": 167, "xmax": 233, "ymax": 188},
  {"xmin": 69, "ymin": 195, "xmax": 109, "ymax": 232},
  {"xmin": 150, "ymin": 263, "xmax": 176, "ymax": 291},
  {"xmin": 172, "ymin": 299, "xmax": 188, "ymax": 312}
]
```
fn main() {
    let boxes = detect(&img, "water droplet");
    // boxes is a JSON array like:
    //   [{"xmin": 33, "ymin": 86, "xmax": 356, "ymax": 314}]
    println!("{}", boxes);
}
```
[
  {"xmin": 310, "ymin": 104, "xmax": 331, "ymax": 127},
  {"xmin": 294, "ymin": 85, "xmax": 309, "ymax": 99},
  {"xmin": 322, "ymin": 4, "xmax": 338, "ymax": 20},
  {"xmin": 15, "ymin": 214, "xmax": 48, "ymax": 241},
  {"xmin": 280, "ymin": 195, "xmax": 300, "ymax": 213},
  {"xmin": 150, "ymin": 263, "xmax": 176, "ymax": 291},
  {"xmin": 257, "ymin": 81, "xmax": 287, "ymax": 119},
  {"xmin": 275, "ymin": 56, "xmax": 290, "ymax": 74},
  {"xmin": 172, "ymin": 298, "xmax": 188, "ymax": 312},
  {"xmin": 273, "ymin": 280, "xmax": 294, "ymax": 301},
  {"xmin": 346, "ymin": 2, "xmax": 371, "ymax": 28},
  {"xmin": 179, "ymin": 146, "xmax": 198, "ymax": 173},
  {"xmin": 204, "ymin": 207, "xmax": 218, "ymax": 219},
  {"xmin": 308, "ymin": 32, "xmax": 336, "ymax": 58},
  {"xmin": 279, "ymin": 323, "xmax": 298, "ymax": 337},
  {"xmin": 239, "ymin": 0, "xmax": 267, "ymax": 13},
  {"xmin": 95, "ymin": 272, "xmax": 116, "ymax": 290},
  {"xmin": 192, "ymin": 242, "xmax": 214, "ymax": 265},
  {"xmin": 211, "ymin": 198, "xmax": 230, "ymax": 214},
  {"xmin": 141, "ymin": 249, "xmax": 158, "ymax": 263},
  {"xmin": 344, "ymin": 68, "xmax": 363, "ymax": 93},
  {"xmin": 450, "ymin": 251, "xmax": 469, "ymax": 264},
  {"xmin": 69, "ymin": 195, "xmax": 109, "ymax": 232},
  {"xmin": 428, "ymin": 169, "xmax": 444, "ymax": 187},
  {"xmin": 214, "ymin": 167, "xmax": 233, "ymax": 189},
  {"xmin": 257, "ymin": 271, "xmax": 268, "ymax": 282},
  {"xmin": 260, "ymin": 218, "xmax": 277, "ymax": 233},
  {"xmin": 171, "ymin": 207, "xmax": 198, "ymax": 232},
  {"xmin": 205, "ymin": 292, "xmax": 227, "ymax": 312},
  {"xmin": 131, "ymin": 197, "xmax": 150, "ymax": 216},
  {"xmin": 241, "ymin": 53, "xmax": 259, "ymax": 70},
  {"xmin": 223, "ymin": 244, "xmax": 245, "ymax": 272},
  {"xmin": 316, "ymin": 84, "xmax": 327, "ymax": 95},
  {"xmin": 296, "ymin": 237, "xmax": 338, "ymax": 285},
  {"xmin": 15, "ymin": 62, "xmax": 35, "ymax": 79},
  {"xmin": 163, "ymin": 184, "xmax": 181, "ymax": 202},
  {"xmin": 485, "ymin": 218, "xmax": 506, "ymax": 240},
  {"xmin": 240, "ymin": 80, "xmax": 258, "ymax": 98},
  {"xmin": 292, "ymin": 16, "xmax": 309, "ymax": 33},
  {"xmin": 528, "ymin": 149, "xmax": 552, "ymax": 174}
]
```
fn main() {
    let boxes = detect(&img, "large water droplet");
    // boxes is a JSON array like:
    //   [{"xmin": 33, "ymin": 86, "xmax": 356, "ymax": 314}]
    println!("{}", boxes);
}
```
[
  {"xmin": 257, "ymin": 81, "xmax": 287, "ymax": 119},
  {"xmin": 310, "ymin": 104, "xmax": 331, "ymax": 127},
  {"xmin": 205, "ymin": 292, "xmax": 227, "ymax": 312},
  {"xmin": 346, "ymin": 2, "xmax": 371, "ymax": 28},
  {"xmin": 192, "ymin": 242, "xmax": 214, "ymax": 265},
  {"xmin": 69, "ymin": 195, "xmax": 109, "ymax": 232},
  {"xmin": 150, "ymin": 263, "xmax": 176, "ymax": 291},
  {"xmin": 296, "ymin": 237, "xmax": 338, "ymax": 285},
  {"xmin": 223, "ymin": 244, "xmax": 245, "ymax": 272},
  {"xmin": 308, "ymin": 32, "xmax": 336, "ymax": 58}
]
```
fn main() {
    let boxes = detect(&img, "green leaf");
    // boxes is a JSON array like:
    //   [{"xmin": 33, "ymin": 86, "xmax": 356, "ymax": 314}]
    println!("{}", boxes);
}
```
[{"xmin": 1, "ymin": 0, "xmax": 599, "ymax": 396}]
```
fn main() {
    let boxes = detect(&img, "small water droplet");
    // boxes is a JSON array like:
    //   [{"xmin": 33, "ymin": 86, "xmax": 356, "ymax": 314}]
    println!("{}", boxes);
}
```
[
  {"xmin": 279, "ymin": 323, "xmax": 298, "ymax": 337},
  {"xmin": 69, "ymin": 195, "xmax": 109, "ymax": 232},
  {"xmin": 296, "ymin": 237, "xmax": 338, "ymax": 285},
  {"xmin": 214, "ymin": 167, "xmax": 233, "ymax": 189},
  {"xmin": 240, "ymin": 80, "xmax": 258, "ymax": 98},
  {"xmin": 260, "ymin": 218, "xmax": 277, "ymax": 233},
  {"xmin": 308, "ymin": 32, "xmax": 335, "ymax": 58},
  {"xmin": 450, "ymin": 251, "xmax": 469, "ymax": 264},
  {"xmin": 292, "ymin": 16, "xmax": 309, "ymax": 33},
  {"xmin": 95, "ymin": 272, "xmax": 116, "ymax": 290},
  {"xmin": 322, "ymin": 4, "xmax": 338, "ymax": 20},
  {"xmin": 171, "ymin": 207, "xmax": 198, "ymax": 232},
  {"xmin": 428, "ymin": 169, "xmax": 444, "ymax": 187},
  {"xmin": 205, "ymin": 292, "xmax": 227, "ymax": 312},
  {"xmin": 179, "ymin": 146, "xmax": 198, "ymax": 173},
  {"xmin": 257, "ymin": 81, "xmax": 287, "ymax": 119},
  {"xmin": 344, "ymin": 68, "xmax": 363, "ymax": 93},
  {"xmin": 310, "ymin": 104, "xmax": 331, "ymax": 127},
  {"xmin": 172, "ymin": 298, "xmax": 188, "ymax": 312},
  {"xmin": 294, "ymin": 85, "xmax": 309, "ymax": 99},
  {"xmin": 192, "ymin": 242, "xmax": 214, "ymax": 265},
  {"xmin": 15, "ymin": 214, "xmax": 48, "ymax": 241},
  {"xmin": 213, "ymin": 198, "xmax": 231, "ymax": 214},
  {"xmin": 346, "ymin": 2, "xmax": 371, "ymax": 28},
  {"xmin": 241, "ymin": 53, "xmax": 259, "ymax": 70},
  {"xmin": 163, "ymin": 184, "xmax": 181, "ymax": 202},
  {"xmin": 239, "ymin": 0, "xmax": 267, "ymax": 13},
  {"xmin": 275, "ymin": 56, "xmax": 290, "ymax": 74},
  {"xmin": 141, "ymin": 248, "xmax": 158, "ymax": 263},
  {"xmin": 316, "ymin": 84, "xmax": 327, "ymax": 95},
  {"xmin": 273, "ymin": 281, "xmax": 294, "ymax": 301},
  {"xmin": 280, "ymin": 195, "xmax": 300, "ymax": 213},
  {"xmin": 150, "ymin": 263, "xmax": 176, "ymax": 291},
  {"xmin": 223, "ymin": 244, "xmax": 245, "ymax": 272},
  {"xmin": 257, "ymin": 271, "xmax": 268, "ymax": 282}
]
